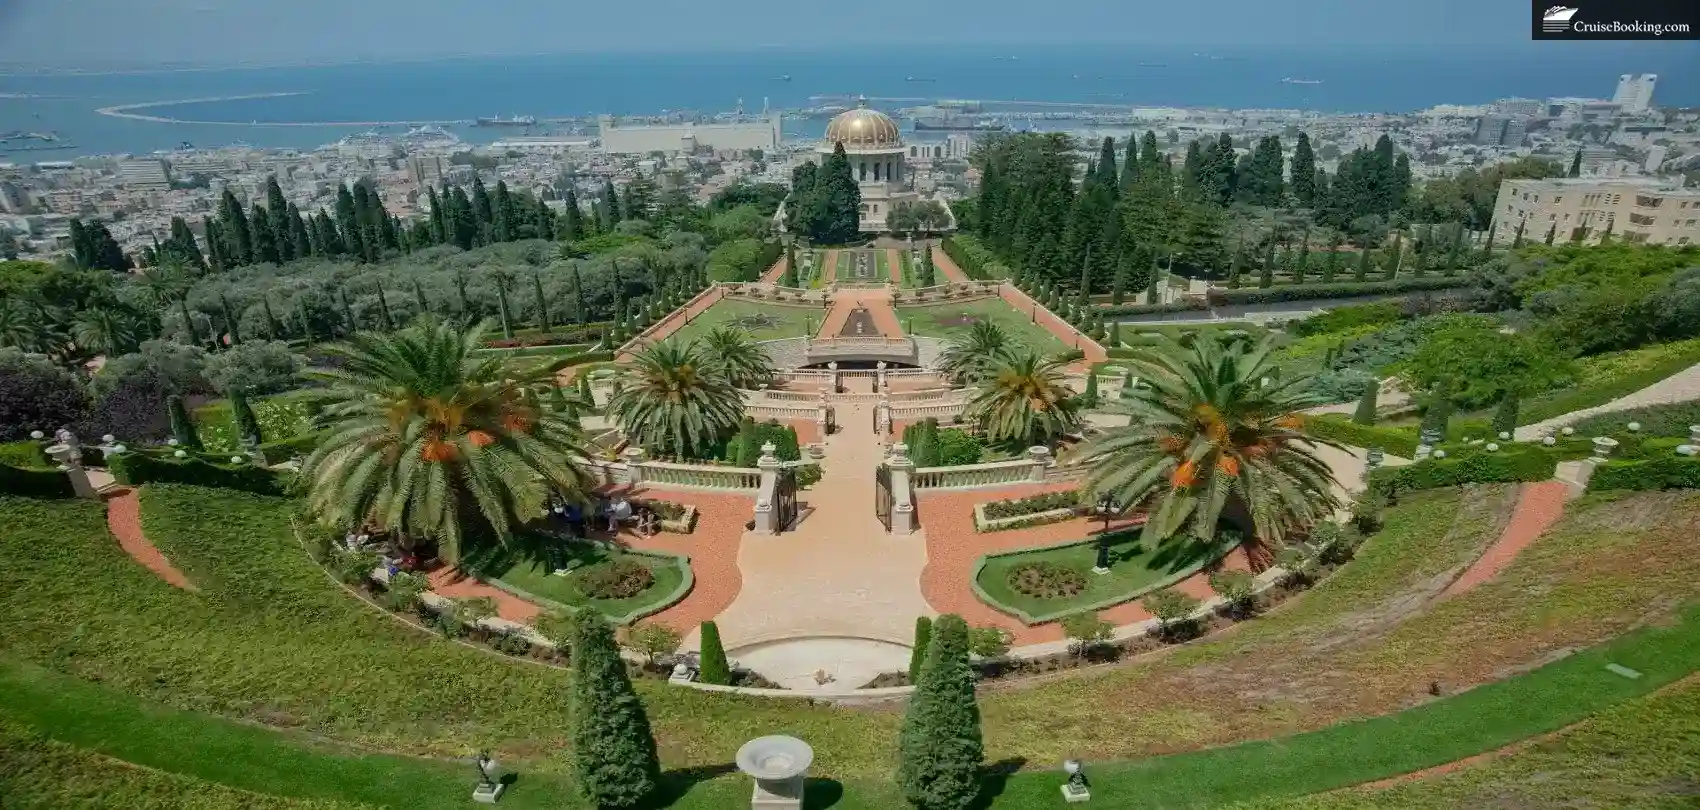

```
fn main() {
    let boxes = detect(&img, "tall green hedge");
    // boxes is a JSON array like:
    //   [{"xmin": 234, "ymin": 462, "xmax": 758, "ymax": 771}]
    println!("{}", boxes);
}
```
[
  {"xmin": 109, "ymin": 453, "xmax": 292, "ymax": 496},
  {"xmin": 1211, "ymin": 276, "xmax": 1470, "ymax": 306},
  {"xmin": 1303, "ymin": 415, "xmax": 1420, "ymax": 457},
  {"xmin": 940, "ymin": 234, "xmax": 1008, "ymax": 280},
  {"xmin": 0, "ymin": 464, "xmax": 75, "ymax": 498},
  {"xmin": 1367, "ymin": 445, "xmax": 1557, "ymax": 494},
  {"xmin": 1589, "ymin": 455, "xmax": 1700, "ymax": 491}
]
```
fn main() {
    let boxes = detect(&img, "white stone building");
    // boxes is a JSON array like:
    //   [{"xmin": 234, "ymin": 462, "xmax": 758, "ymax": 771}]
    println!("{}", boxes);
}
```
[{"xmin": 1491, "ymin": 177, "xmax": 1700, "ymax": 246}]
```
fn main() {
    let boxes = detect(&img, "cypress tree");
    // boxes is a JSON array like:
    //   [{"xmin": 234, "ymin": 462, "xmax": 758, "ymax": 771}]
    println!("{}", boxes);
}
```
[
  {"xmin": 1291, "ymin": 132, "xmax": 1317, "ymax": 206},
  {"xmin": 570, "ymin": 264, "xmax": 589, "ymax": 326},
  {"xmin": 1568, "ymin": 149, "xmax": 1582, "ymax": 178},
  {"xmin": 1492, "ymin": 389, "xmax": 1520, "ymax": 437},
  {"xmin": 261, "ymin": 295, "xmax": 282, "ymax": 340},
  {"xmin": 602, "ymin": 179, "xmax": 621, "ymax": 229},
  {"xmin": 1353, "ymin": 245, "xmax": 1371, "ymax": 281},
  {"xmin": 1109, "ymin": 320, "xmax": 1122, "ymax": 348},
  {"xmin": 698, "ymin": 621, "xmax": 731, "ymax": 685},
  {"xmin": 908, "ymin": 616, "xmax": 933, "ymax": 683},
  {"xmin": 219, "ymin": 294, "xmax": 241, "ymax": 346},
  {"xmin": 493, "ymin": 273, "xmax": 515, "ymax": 339},
  {"xmin": 1482, "ymin": 221, "xmax": 1497, "ymax": 257},
  {"xmin": 1384, "ymin": 232, "xmax": 1403, "ymax": 280},
  {"xmin": 265, "ymin": 176, "xmax": 294, "ymax": 263},
  {"xmin": 1145, "ymin": 268, "xmax": 1159, "ymax": 305},
  {"xmin": 218, "ymin": 189, "xmax": 253, "ymax": 266},
  {"xmin": 531, "ymin": 272, "xmax": 551, "ymax": 332},
  {"xmin": 1544, "ymin": 223, "xmax": 1557, "ymax": 245},
  {"xmin": 568, "ymin": 611, "xmax": 660, "ymax": 809},
  {"xmin": 295, "ymin": 297, "xmax": 314, "ymax": 344},
  {"xmin": 229, "ymin": 388, "xmax": 263, "ymax": 444},
  {"xmin": 781, "ymin": 243, "xmax": 799, "ymax": 287},
  {"xmin": 1352, "ymin": 383, "xmax": 1378, "ymax": 425},
  {"xmin": 898, "ymin": 614, "xmax": 983, "ymax": 810},
  {"xmin": 560, "ymin": 187, "xmax": 584, "ymax": 242},
  {"xmin": 1322, "ymin": 235, "xmax": 1341, "ymax": 283},
  {"xmin": 413, "ymin": 279, "xmax": 429, "ymax": 319},
  {"xmin": 1259, "ymin": 242, "xmax": 1275, "ymax": 289},
  {"xmin": 1421, "ymin": 377, "xmax": 1454, "ymax": 440},
  {"xmin": 1293, "ymin": 234, "xmax": 1310, "ymax": 285},
  {"xmin": 167, "ymin": 394, "xmax": 202, "ymax": 451},
  {"xmin": 249, "ymin": 203, "xmax": 279, "ymax": 265},
  {"xmin": 338, "ymin": 287, "xmax": 358, "ymax": 334},
  {"xmin": 1110, "ymin": 251, "xmax": 1130, "ymax": 303},
  {"xmin": 1512, "ymin": 220, "xmax": 1526, "ymax": 249},
  {"xmin": 920, "ymin": 246, "xmax": 936, "ymax": 287},
  {"xmin": 375, "ymin": 286, "xmax": 395, "ymax": 332},
  {"xmin": 1081, "ymin": 371, "xmax": 1100, "ymax": 408}
]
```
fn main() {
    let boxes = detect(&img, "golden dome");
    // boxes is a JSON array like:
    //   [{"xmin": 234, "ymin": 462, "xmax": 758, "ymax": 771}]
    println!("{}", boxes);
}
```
[{"xmin": 825, "ymin": 97, "xmax": 902, "ymax": 150}]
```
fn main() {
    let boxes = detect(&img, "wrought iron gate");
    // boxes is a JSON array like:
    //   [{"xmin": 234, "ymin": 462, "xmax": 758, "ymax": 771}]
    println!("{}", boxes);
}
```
[
  {"xmin": 875, "ymin": 463, "xmax": 893, "ymax": 530},
  {"xmin": 774, "ymin": 467, "xmax": 799, "ymax": 532}
]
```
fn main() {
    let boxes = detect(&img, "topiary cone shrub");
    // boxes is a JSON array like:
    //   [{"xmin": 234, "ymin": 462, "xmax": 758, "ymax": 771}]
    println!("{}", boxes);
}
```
[
  {"xmin": 908, "ymin": 615, "xmax": 933, "ymax": 684},
  {"xmin": 697, "ymin": 620, "xmax": 730, "ymax": 685}
]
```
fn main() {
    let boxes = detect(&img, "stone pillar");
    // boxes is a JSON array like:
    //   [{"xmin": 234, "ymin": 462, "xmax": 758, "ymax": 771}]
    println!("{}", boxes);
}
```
[
  {"xmin": 876, "ymin": 360, "xmax": 888, "ymax": 392},
  {"xmin": 622, "ymin": 446, "xmax": 647, "ymax": 484},
  {"xmin": 877, "ymin": 393, "xmax": 891, "ymax": 436},
  {"xmin": 827, "ymin": 360, "xmax": 840, "ymax": 394},
  {"xmin": 46, "ymin": 443, "xmax": 97, "ymax": 499},
  {"xmin": 1027, "ymin": 445, "xmax": 1054, "ymax": 482},
  {"xmin": 752, "ymin": 442, "xmax": 781, "ymax": 535},
  {"xmin": 888, "ymin": 443, "xmax": 916, "ymax": 536},
  {"xmin": 816, "ymin": 391, "xmax": 830, "ymax": 436}
]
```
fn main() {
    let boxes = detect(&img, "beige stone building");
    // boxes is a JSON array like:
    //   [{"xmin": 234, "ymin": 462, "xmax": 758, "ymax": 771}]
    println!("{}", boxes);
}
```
[{"xmin": 1490, "ymin": 178, "xmax": 1700, "ymax": 246}]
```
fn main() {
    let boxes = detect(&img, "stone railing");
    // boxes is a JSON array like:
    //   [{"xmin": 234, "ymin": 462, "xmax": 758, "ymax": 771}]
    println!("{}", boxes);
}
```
[
  {"xmin": 805, "ymin": 336, "xmax": 916, "ymax": 358},
  {"xmin": 912, "ymin": 447, "xmax": 1055, "ymax": 490},
  {"xmin": 890, "ymin": 400, "xmax": 969, "ymax": 422},
  {"xmin": 637, "ymin": 460, "xmax": 761, "ymax": 491},
  {"xmin": 721, "ymin": 282, "xmax": 832, "ymax": 307},
  {"xmin": 889, "ymin": 280, "xmax": 1003, "ymax": 306},
  {"xmin": 887, "ymin": 387, "xmax": 961, "ymax": 403},
  {"xmin": 581, "ymin": 457, "xmax": 634, "ymax": 487},
  {"xmin": 744, "ymin": 401, "xmax": 820, "ymax": 421},
  {"xmin": 748, "ymin": 389, "xmax": 823, "ymax": 403}
]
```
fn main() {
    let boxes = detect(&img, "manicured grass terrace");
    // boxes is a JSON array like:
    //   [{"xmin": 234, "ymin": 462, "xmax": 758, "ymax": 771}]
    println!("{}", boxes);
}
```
[
  {"xmin": 663, "ymin": 298, "xmax": 821, "ymax": 345},
  {"xmin": 895, "ymin": 298, "xmax": 1071, "ymax": 356},
  {"xmin": 976, "ymin": 531, "xmax": 1237, "ymax": 623},
  {"xmin": 465, "ymin": 535, "xmax": 688, "ymax": 622}
]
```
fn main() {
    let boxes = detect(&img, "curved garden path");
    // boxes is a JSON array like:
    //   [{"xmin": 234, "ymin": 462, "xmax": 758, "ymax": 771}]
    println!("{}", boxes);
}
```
[
  {"xmin": 105, "ymin": 488, "xmax": 196, "ymax": 591},
  {"xmin": 929, "ymin": 243, "xmax": 970, "ymax": 282},
  {"xmin": 1516, "ymin": 361, "xmax": 1700, "ymax": 439},
  {"xmin": 886, "ymin": 248, "xmax": 904, "ymax": 284},
  {"xmin": 1443, "ymin": 480, "xmax": 1569, "ymax": 598},
  {"xmin": 759, "ymin": 253, "xmax": 789, "ymax": 283},
  {"xmin": 918, "ymin": 482, "xmax": 1251, "ymax": 647}
]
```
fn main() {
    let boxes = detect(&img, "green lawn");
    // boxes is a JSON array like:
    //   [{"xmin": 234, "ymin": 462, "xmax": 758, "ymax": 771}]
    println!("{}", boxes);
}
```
[
  {"xmin": 465, "ymin": 537, "xmax": 687, "ymax": 623},
  {"xmin": 193, "ymin": 391, "xmax": 318, "ymax": 452},
  {"xmin": 896, "ymin": 298, "xmax": 1071, "ymax": 356},
  {"xmin": 873, "ymin": 249, "xmax": 889, "ymax": 284},
  {"xmin": 6, "ymin": 485, "xmax": 1700, "ymax": 808},
  {"xmin": 976, "ymin": 532, "xmax": 1236, "ymax": 623},
  {"xmin": 663, "ymin": 299, "xmax": 820, "ymax": 345}
]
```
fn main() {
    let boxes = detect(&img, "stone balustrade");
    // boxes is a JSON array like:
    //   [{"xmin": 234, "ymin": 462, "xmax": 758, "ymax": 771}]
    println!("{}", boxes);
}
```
[
  {"xmin": 912, "ymin": 459, "xmax": 1035, "ymax": 489},
  {"xmin": 638, "ymin": 460, "xmax": 762, "ymax": 491},
  {"xmin": 890, "ymin": 400, "xmax": 969, "ymax": 421},
  {"xmin": 887, "ymin": 387, "xmax": 960, "ymax": 403},
  {"xmin": 889, "ymin": 280, "xmax": 1002, "ymax": 306},
  {"xmin": 748, "ymin": 389, "xmax": 823, "ymax": 403},
  {"xmin": 721, "ymin": 282, "xmax": 832, "ymax": 306},
  {"xmin": 744, "ymin": 402, "xmax": 821, "ymax": 421}
]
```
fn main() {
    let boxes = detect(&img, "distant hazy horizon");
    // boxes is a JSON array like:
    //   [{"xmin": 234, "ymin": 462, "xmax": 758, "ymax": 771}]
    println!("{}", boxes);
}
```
[{"xmin": 5, "ymin": 0, "xmax": 1696, "ymax": 68}]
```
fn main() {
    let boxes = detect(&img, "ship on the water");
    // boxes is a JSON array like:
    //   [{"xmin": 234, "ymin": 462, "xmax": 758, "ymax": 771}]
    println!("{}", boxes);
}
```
[
  {"xmin": 912, "ymin": 115, "xmax": 1005, "ymax": 132},
  {"xmin": 475, "ymin": 115, "xmax": 537, "ymax": 127}
]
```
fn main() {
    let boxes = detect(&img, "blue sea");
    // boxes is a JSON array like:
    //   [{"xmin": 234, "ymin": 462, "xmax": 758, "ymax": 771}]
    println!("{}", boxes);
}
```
[{"xmin": 1, "ymin": 44, "xmax": 1696, "ymax": 158}]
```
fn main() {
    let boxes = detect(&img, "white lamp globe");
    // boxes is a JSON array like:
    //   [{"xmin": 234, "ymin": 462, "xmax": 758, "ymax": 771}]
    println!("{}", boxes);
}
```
[
  {"xmin": 1543, "ymin": 436, "xmax": 1557, "ymax": 446},
  {"xmin": 1433, "ymin": 450, "xmax": 1447, "ymax": 459},
  {"xmin": 167, "ymin": 438, "xmax": 180, "ymax": 446},
  {"xmin": 29, "ymin": 430, "xmax": 43, "ymax": 440},
  {"xmin": 1627, "ymin": 422, "xmax": 1642, "ymax": 433},
  {"xmin": 101, "ymin": 434, "xmax": 116, "ymax": 444},
  {"xmin": 1487, "ymin": 442, "xmax": 1500, "ymax": 452},
  {"xmin": 174, "ymin": 449, "xmax": 187, "ymax": 459},
  {"xmin": 1498, "ymin": 431, "xmax": 1510, "ymax": 440},
  {"xmin": 112, "ymin": 444, "xmax": 126, "ymax": 454},
  {"xmin": 1562, "ymin": 426, "xmax": 1575, "ymax": 436},
  {"xmin": 230, "ymin": 456, "xmax": 244, "ymax": 464}
]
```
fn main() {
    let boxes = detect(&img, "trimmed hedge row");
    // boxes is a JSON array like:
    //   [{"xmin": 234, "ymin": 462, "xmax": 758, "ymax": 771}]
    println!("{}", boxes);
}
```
[
  {"xmin": 1210, "ymin": 276, "xmax": 1471, "ymax": 306},
  {"xmin": 1367, "ymin": 445, "xmax": 1558, "ymax": 494},
  {"xmin": 1588, "ymin": 455, "xmax": 1700, "ymax": 491},
  {"xmin": 0, "ymin": 464, "xmax": 75, "ymax": 498},
  {"xmin": 109, "ymin": 452, "xmax": 293, "ymax": 496},
  {"xmin": 1099, "ymin": 299, "xmax": 1210, "ymax": 317},
  {"xmin": 1303, "ymin": 415, "xmax": 1421, "ymax": 457},
  {"xmin": 940, "ymin": 234, "xmax": 1009, "ymax": 281}
]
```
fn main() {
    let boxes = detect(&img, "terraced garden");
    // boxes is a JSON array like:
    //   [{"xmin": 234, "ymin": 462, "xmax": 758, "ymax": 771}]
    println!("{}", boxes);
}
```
[
  {"xmin": 5, "ymin": 477, "xmax": 1699, "ymax": 807},
  {"xmin": 896, "ymin": 298, "xmax": 1072, "ymax": 356}
]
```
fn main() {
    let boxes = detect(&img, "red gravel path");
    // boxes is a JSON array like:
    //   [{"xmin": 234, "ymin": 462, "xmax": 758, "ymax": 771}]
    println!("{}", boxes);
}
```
[
  {"xmin": 105, "ymin": 488, "xmax": 196, "ymax": 591},
  {"xmin": 760, "ymin": 254, "xmax": 788, "ymax": 283},
  {"xmin": 887, "ymin": 248, "xmax": 904, "ymax": 284},
  {"xmin": 929, "ymin": 244, "xmax": 970, "ymax": 282},
  {"xmin": 999, "ymin": 284, "xmax": 1108, "ymax": 365},
  {"xmin": 610, "ymin": 285, "xmax": 726, "ymax": 363},
  {"xmin": 1443, "ymin": 480, "xmax": 1568, "ymax": 597},
  {"xmin": 918, "ymin": 483, "xmax": 1249, "ymax": 645},
  {"xmin": 428, "ymin": 486, "xmax": 752, "ymax": 631}
]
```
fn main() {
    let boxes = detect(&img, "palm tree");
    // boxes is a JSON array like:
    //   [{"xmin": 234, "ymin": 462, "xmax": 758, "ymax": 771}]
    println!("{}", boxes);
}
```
[
  {"xmin": 608, "ymin": 341, "xmax": 744, "ymax": 460},
  {"xmin": 301, "ymin": 319, "xmax": 591, "ymax": 564},
  {"xmin": 0, "ymin": 300, "xmax": 50, "ymax": 353},
  {"xmin": 936, "ymin": 320, "xmax": 1015, "ymax": 385},
  {"xmin": 1083, "ymin": 336, "xmax": 1342, "ymax": 566},
  {"xmin": 966, "ymin": 349, "xmax": 1082, "ymax": 448},
  {"xmin": 72, "ymin": 305, "xmax": 141, "ymax": 357},
  {"xmin": 698, "ymin": 327, "xmax": 774, "ymax": 389}
]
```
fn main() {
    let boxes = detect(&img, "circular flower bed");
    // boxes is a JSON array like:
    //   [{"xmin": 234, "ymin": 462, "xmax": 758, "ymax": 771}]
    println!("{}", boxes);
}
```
[
  {"xmin": 1007, "ymin": 562, "xmax": 1087, "ymax": 599},
  {"xmin": 572, "ymin": 559, "xmax": 655, "ymax": 599}
]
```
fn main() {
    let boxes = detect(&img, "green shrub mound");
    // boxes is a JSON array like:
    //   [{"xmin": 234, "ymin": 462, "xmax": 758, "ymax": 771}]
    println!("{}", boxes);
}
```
[
  {"xmin": 109, "ymin": 452, "xmax": 292, "ymax": 496},
  {"xmin": 983, "ymin": 490, "xmax": 1081, "ymax": 520},
  {"xmin": 1369, "ymin": 445, "xmax": 1558, "ymax": 494},
  {"xmin": 1572, "ymin": 401, "xmax": 1700, "ymax": 439},
  {"xmin": 571, "ymin": 560, "xmax": 655, "ymax": 600},
  {"xmin": 1007, "ymin": 562, "xmax": 1087, "ymax": 599},
  {"xmin": 1590, "ymin": 456, "xmax": 1700, "ymax": 492}
]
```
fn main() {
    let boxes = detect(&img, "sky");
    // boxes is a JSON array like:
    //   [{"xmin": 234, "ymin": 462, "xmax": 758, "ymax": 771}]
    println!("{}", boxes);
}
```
[{"xmin": 0, "ymin": 0, "xmax": 1622, "ymax": 66}]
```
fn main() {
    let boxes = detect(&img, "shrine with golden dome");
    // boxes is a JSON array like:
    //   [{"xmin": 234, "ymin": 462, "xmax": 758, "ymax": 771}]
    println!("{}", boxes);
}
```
[{"xmin": 814, "ymin": 97, "xmax": 932, "ymax": 233}]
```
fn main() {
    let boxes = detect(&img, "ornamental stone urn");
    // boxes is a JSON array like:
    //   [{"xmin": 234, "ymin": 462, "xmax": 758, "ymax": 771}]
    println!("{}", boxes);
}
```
[{"xmin": 736, "ymin": 735, "xmax": 813, "ymax": 810}]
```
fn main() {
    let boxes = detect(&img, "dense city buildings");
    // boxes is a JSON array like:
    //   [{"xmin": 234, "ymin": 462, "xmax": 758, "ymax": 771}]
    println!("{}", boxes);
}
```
[{"xmin": 1492, "ymin": 177, "xmax": 1700, "ymax": 245}]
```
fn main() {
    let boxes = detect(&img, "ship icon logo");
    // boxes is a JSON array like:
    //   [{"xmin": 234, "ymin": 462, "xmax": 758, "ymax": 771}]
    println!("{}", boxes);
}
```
[{"xmin": 1542, "ymin": 6, "xmax": 1580, "ymax": 32}]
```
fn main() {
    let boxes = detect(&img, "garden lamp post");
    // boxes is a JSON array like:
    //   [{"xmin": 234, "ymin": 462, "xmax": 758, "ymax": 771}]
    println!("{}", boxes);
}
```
[
  {"xmin": 471, "ymin": 750, "xmax": 503, "ymax": 803},
  {"xmin": 1092, "ymin": 493, "xmax": 1118, "ymax": 574},
  {"xmin": 1062, "ymin": 758, "xmax": 1091, "ymax": 803}
]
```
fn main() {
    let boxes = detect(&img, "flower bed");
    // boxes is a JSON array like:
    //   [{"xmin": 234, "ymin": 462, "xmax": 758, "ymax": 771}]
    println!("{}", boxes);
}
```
[
  {"xmin": 983, "ymin": 489, "xmax": 1081, "ymax": 520},
  {"xmin": 972, "ymin": 528, "xmax": 1233, "ymax": 625},
  {"xmin": 974, "ymin": 502, "xmax": 1077, "ymax": 532},
  {"xmin": 636, "ymin": 498, "xmax": 698, "ymax": 533}
]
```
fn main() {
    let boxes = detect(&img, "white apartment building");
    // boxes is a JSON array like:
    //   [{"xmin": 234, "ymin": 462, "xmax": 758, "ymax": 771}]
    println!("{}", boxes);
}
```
[
  {"xmin": 1612, "ymin": 74, "xmax": 1657, "ymax": 114},
  {"xmin": 115, "ymin": 158, "xmax": 170, "ymax": 190},
  {"xmin": 1492, "ymin": 97, "xmax": 1545, "ymax": 118},
  {"xmin": 1492, "ymin": 178, "xmax": 1700, "ymax": 246}
]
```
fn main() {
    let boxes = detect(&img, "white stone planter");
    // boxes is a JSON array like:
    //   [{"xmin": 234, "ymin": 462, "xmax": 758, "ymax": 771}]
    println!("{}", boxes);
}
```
[{"xmin": 973, "ymin": 503, "xmax": 1076, "ymax": 532}]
